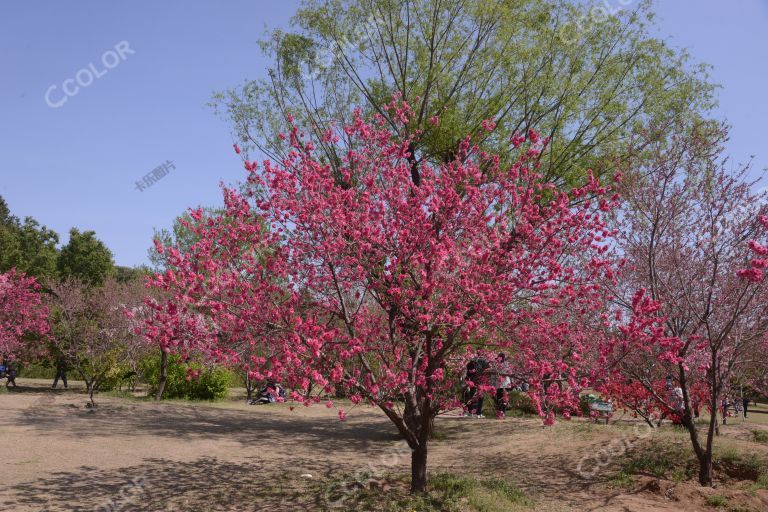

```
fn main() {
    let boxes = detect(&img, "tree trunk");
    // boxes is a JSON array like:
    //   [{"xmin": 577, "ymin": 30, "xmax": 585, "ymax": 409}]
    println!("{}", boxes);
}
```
[
  {"xmin": 87, "ymin": 381, "xmax": 96, "ymax": 406},
  {"xmin": 155, "ymin": 350, "xmax": 168, "ymax": 401},
  {"xmin": 401, "ymin": 393, "xmax": 433, "ymax": 494},
  {"xmin": 245, "ymin": 372, "xmax": 253, "ymax": 401},
  {"xmin": 697, "ymin": 452, "xmax": 713, "ymax": 486},
  {"xmin": 411, "ymin": 442, "xmax": 428, "ymax": 494}
]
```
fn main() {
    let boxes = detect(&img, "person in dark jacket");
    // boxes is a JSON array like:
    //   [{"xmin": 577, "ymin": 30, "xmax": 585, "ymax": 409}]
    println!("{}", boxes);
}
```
[
  {"xmin": 2, "ymin": 359, "xmax": 17, "ymax": 388},
  {"xmin": 52, "ymin": 359, "xmax": 68, "ymax": 389}
]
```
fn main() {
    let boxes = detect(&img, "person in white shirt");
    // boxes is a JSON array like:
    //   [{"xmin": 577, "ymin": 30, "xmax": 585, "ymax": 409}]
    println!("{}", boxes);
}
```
[{"xmin": 494, "ymin": 353, "xmax": 512, "ymax": 418}]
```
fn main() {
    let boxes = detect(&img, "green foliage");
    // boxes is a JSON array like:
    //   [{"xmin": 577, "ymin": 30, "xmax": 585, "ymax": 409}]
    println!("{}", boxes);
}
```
[
  {"xmin": 705, "ymin": 495, "xmax": 727, "ymax": 508},
  {"xmin": 507, "ymin": 390, "xmax": 537, "ymax": 416},
  {"xmin": 214, "ymin": 0, "xmax": 716, "ymax": 189},
  {"xmin": 57, "ymin": 228, "xmax": 115, "ymax": 286},
  {"xmin": 752, "ymin": 430, "xmax": 768, "ymax": 444},
  {"xmin": 114, "ymin": 265, "xmax": 150, "ymax": 283},
  {"xmin": 0, "ymin": 196, "xmax": 60, "ymax": 279},
  {"xmin": 622, "ymin": 442, "xmax": 694, "ymax": 479},
  {"xmin": 316, "ymin": 473, "xmax": 532, "ymax": 511},
  {"xmin": 141, "ymin": 354, "xmax": 231, "ymax": 401},
  {"xmin": 609, "ymin": 471, "xmax": 634, "ymax": 490},
  {"xmin": 18, "ymin": 362, "xmax": 55, "ymax": 379}
]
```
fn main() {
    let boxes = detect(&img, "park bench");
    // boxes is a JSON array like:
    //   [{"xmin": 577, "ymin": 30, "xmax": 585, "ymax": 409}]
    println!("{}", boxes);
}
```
[{"xmin": 585, "ymin": 396, "xmax": 613, "ymax": 424}]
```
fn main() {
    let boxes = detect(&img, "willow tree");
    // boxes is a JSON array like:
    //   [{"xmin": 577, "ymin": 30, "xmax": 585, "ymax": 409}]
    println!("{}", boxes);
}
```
[{"xmin": 213, "ymin": 0, "xmax": 715, "ymax": 186}]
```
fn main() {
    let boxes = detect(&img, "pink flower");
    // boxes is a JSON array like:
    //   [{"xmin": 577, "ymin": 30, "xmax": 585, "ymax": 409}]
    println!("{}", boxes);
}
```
[{"xmin": 481, "ymin": 119, "xmax": 496, "ymax": 132}]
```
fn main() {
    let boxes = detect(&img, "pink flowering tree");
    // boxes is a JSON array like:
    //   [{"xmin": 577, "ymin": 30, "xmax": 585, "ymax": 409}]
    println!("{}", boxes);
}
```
[
  {"xmin": 138, "ymin": 293, "xmax": 220, "ymax": 400},
  {"xmin": 606, "ymin": 123, "xmax": 768, "ymax": 486},
  {"xmin": 147, "ymin": 104, "xmax": 622, "ymax": 493},
  {"xmin": 47, "ymin": 278, "xmax": 147, "ymax": 405},
  {"xmin": 0, "ymin": 269, "xmax": 49, "ymax": 362},
  {"xmin": 739, "ymin": 215, "xmax": 768, "ymax": 396}
]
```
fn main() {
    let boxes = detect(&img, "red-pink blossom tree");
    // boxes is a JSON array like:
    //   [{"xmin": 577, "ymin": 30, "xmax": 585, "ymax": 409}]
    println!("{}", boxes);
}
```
[
  {"xmin": 606, "ymin": 123, "xmax": 768, "ymax": 485},
  {"xmin": 0, "ymin": 269, "xmax": 49, "ymax": 362},
  {"xmin": 147, "ymin": 105, "xmax": 622, "ymax": 493},
  {"xmin": 739, "ymin": 215, "xmax": 768, "ymax": 397}
]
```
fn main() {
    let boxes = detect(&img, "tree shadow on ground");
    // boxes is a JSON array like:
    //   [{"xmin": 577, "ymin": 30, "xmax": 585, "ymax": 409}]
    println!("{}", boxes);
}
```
[
  {"xmin": 1, "ymin": 456, "xmax": 340, "ymax": 511},
  {"xmin": 15, "ymin": 396, "xmax": 402, "ymax": 455}
]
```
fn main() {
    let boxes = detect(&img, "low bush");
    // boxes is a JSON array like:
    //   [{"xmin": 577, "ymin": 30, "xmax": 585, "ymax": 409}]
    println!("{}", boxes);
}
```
[{"xmin": 140, "ymin": 355, "xmax": 231, "ymax": 400}]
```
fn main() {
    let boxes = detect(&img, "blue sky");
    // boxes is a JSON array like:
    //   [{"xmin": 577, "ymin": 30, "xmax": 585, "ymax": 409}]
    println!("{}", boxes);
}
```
[{"xmin": 1, "ymin": 0, "xmax": 766, "ymax": 267}]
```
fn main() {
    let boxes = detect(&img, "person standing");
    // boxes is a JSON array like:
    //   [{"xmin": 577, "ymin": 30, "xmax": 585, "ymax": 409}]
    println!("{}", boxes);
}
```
[
  {"xmin": 494, "ymin": 353, "xmax": 511, "ymax": 419},
  {"xmin": 52, "ymin": 359, "xmax": 68, "ymax": 389},
  {"xmin": 743, "ymin": 395, "xmax": 750, "ymax": 419},
  {"xmin": 6, "ymin": 362, "xmax": 17, "ymax": 388}
]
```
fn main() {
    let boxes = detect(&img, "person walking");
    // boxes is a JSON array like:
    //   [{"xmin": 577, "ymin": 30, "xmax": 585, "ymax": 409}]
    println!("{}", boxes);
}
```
[
  {"xmin": 6, "ymin": 362, "xmax": 17, "ymax": 388},
  {"xmin": 52, "ymin": 358, "xmax": 68, "ymax": 389},
  {"xmin": 2, "ymin": 359, "xmax": 17, "ymax": 388}
]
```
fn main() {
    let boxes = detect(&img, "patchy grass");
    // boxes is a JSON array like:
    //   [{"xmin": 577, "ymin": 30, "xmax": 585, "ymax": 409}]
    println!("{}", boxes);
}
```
[
  {"xmin": 313, "ymin": 473, "xmax": 533, "ymax": 512},
  {"xmin": 704, "ymin": 495, "xmax": 727, "ymax": 508},
  {"xmin": 751, "ymin": 430, "xmax": 768, "ymax": 444},
  {"xmin": 621, "ymin": 441, "xmax": 694, "ymax": 479},
  {"xmin": 608, "ymin": 470, "xmax": 634, "ymax": 490},
  {"xmin": 619, "ymin": 437, "xmax": 768, "ymax": 487},
  {"xmin": 751, "ymin": 472, "xmax": 768, "ymax": 492},
  {"xmin": 714, "ymin": 445, "xmax": 765, "ymax": 480}
]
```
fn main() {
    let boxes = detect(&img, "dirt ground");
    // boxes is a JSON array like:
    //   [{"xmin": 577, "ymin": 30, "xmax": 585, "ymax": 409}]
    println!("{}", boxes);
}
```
[{"xmin": 1, "ymin": 379, "xmax": 767, "ymax": 511}]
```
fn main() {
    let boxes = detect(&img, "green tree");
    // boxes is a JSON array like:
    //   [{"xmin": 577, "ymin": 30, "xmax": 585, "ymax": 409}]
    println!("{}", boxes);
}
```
[
  {"xmin": 57, "ymin": 229, "xmax": 115, "ymax": 286},
  {"xmin": 0, "ymin": 196, "xmax": 59, "ymax": 279},
  {"xmin": 114, "ymin": 265, "xmax": 151, "ymax": 283},
  {"xmin": 214, "ymin": 0, "xmax": 715, "ymax": 186}
]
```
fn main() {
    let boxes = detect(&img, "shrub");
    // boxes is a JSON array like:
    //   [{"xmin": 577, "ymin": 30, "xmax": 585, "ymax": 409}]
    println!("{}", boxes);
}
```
[
  {"xmin": 705, "ymin": 495, "xmax": 727, "ymax": 508},
  {"xmin": 140, "ymin": 355, "xmax": 231, "ymax": 400},
  {"xmin": 18, "ymin": 362, "xmax": 55, "ymax": 379}
]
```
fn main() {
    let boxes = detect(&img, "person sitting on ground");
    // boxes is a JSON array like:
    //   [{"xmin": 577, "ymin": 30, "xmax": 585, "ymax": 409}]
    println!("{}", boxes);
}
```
[{"xmin": 251, "ymin": 381, "xmax": 286, "ymax": 404}]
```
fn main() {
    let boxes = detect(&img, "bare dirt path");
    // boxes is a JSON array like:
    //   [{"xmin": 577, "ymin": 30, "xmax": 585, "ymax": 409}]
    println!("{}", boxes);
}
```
[{"xmin": 1, "ymin": 380, "xmax": 766, "ymax": 511}]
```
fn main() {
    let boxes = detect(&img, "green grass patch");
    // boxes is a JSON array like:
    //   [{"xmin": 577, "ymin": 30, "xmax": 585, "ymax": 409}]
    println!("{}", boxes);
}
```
[
  {"xmin": 314, "ymin": 473, "xmax": 532, "ymax": 512},
  {"xmin": 705, "ymin": 495, "xmax": 727, "ymax": 507},
  {"xmin": 609, "ymin": 471, "xmax": 634, "ymax": 489},
  {"xmin": 752, "ymin": 430, "xmax": 768, "ymax": 443},
  {"xmin": 621, "ymin": 442, "xmax": 693, "ymax": 479},
  {"xmin": 621, "ymin": 439, "xmax": 768, "ymax": 484},
  {"xmin": 751, "ymin": 473, "xmax": 768, "ymax": 491}
]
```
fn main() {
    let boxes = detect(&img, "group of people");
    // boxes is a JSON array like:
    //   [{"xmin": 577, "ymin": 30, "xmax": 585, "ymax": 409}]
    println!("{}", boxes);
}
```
[
  {"xmin": 462, "ymin": 353, "xmax": 527, "ymax": 418},
  {"xmin": 665, "ymin": 376, "xmax": 755, "ymax": 424},
  {"xmin": 0, "ymin": 359, "xmax": 69, "ymax": 390},
  {"xmin": 721, "ymin": 395, "xmax": 753, "ymax": 423}
]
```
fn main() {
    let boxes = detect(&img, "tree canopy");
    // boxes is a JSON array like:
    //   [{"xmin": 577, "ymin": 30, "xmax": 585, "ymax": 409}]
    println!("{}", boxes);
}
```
[{"xmin": 214, "ymin": 0, "xmax": 716, "ymax": 187}]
